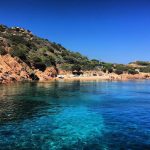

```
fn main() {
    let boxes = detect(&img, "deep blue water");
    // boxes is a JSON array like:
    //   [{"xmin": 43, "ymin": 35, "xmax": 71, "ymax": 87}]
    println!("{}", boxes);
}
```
[{"xmin": 0, "ymin": 80, "xmax": 150, "ymax": 150}]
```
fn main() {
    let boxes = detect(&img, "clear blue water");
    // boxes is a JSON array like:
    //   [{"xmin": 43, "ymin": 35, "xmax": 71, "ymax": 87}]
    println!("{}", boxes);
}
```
[{"xmin": 0, "ymin": 81, "xmax": 150, "ymax": 150}]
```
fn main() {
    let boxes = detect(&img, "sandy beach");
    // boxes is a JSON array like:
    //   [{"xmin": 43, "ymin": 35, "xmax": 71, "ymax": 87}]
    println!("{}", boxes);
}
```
[{"xmin": 55, "ymin": 73, "xmax": 150, "ymax": 82}]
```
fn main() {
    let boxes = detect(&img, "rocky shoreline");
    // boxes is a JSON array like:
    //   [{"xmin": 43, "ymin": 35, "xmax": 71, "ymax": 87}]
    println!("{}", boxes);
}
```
[
  {"xmin": 55, "ymin": 72, "xmax": 150, "ymax": 82},
  {"xmin": 0, "ymin": 54, "xmax": 150, "ymax": 84}
]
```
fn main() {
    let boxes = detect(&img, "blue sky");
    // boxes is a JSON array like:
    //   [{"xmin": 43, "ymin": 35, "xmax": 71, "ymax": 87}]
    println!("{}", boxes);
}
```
[{"xmin": 0, "ymin": 0, "xmax": 150, "ymax": 63}]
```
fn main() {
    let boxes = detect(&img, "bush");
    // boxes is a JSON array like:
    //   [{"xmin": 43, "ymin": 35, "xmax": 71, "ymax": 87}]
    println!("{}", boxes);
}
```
[
  {"xmin": 115, "ymin": 70, "xmax": 123, "ymax": 75},
  {"xmin": 135, "ymin": 61, "xmax": 150, "ymax": 66},
  {"xmin": 101, "ymin": 63, "xmax": 114, "ymax": 73},
  {"xmin": 10, "ymin": 44, "xmax": 28, "ymax": 60},
  {"xmin": 128, "ymin": 69, "xmax": 139, "ymax": 75},
  {"xmin": 64, "ymin": 55, "xmax": 78, "ymax": 64},
  {"xmin": 81, "ymin": 61, "xmax": 97, "ymax": 70},
  {"xmin": 9, "ymin": 35, "xmax": 28, "ymax": 45},
  {"xmin": 72, "ymin": 64, "xmax": 81, "ymax": 72},
  {"xmin": 0, "ymin": 25, "xmax": 7, "ymax": 32},
  {"xmin": 38, "ymin": 47, "xmax": 49, "ymax": 53},
  {"xmin": 115, "ymin": 64, "xmax": 129, "ymax": 72},
  {"xmin": 55, "ymin": 55, "xmax": 64, "ymax": 64},
  {"xmin": 140, "ymin": 67, "xmax": 150, "ymax": 73},
  {"xmin": 60, "ymin": 64, "xmax": 72, "ymax": 71},
  {"xmin": 41, "ymin": 55, "xmax": 56, "ymax": 66},
  {"xmin": 28, "ymin": 51, "xmax": 56, "ymax": 67},
  {"xmin": 61, "ymin": 50, "xmax": 69, "ymax": 56}
]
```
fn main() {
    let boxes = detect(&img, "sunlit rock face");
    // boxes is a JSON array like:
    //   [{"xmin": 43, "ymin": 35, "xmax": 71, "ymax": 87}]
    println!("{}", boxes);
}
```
[
  {"xmin": 0, "ymin": 54, "xmax": 59, "ymax": 83},
  {"xmin": 0, "ymin": 54, "xmax": 31, "ymax": 83}
]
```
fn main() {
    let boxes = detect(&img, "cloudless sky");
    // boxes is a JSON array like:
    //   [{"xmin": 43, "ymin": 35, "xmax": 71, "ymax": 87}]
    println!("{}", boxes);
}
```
[{"xmin": 0, "ymin": 0, "xmax": 150, "ymax": 63}]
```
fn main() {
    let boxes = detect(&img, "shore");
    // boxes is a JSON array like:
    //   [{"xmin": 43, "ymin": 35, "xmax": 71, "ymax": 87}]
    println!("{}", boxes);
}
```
[
  {"xmin": 1, "ymin": 54, "xmax": 150, "ymax": 84},
  {"xmin": 1, "ymin": 73, "xmax": 150, "ymax": 84},
  {"xmin": 55, "ymin": 73, "xmax": 150, "ymax": 82}
]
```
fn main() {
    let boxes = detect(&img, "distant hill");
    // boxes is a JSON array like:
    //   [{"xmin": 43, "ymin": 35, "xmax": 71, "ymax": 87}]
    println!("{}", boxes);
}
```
[{"xmin": 129, "ymin": 61, "xmax": 150, "ymax": 67}]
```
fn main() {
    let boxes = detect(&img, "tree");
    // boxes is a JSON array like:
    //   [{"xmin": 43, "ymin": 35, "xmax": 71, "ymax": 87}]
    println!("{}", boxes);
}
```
[
  {"xmin": 102, "ymin": 63, "xmax": 113, "ymax": 73},
  {"xmin": 140, "ymin": 67, "xmax": 150, "ymax": 73},
  {"xmin": 41, "ymin": 55, "xmax": 56, "ymax": 66},
  {"xmin": 10, "ymin": 44, "xmax": 28, "ymax": 60},
  {"xmin": 72, "ymin": 64, "xmax": 81, "ymax": 72},
  {"xmin": 128, "ymin": 69, "xmax": 139, "ymax": 75}
]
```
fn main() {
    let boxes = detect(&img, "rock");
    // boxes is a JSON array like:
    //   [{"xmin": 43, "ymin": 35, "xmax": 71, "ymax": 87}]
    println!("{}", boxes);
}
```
[
  {"xmin": 0, "ymin": 54, "xmax": 32, "ymax": 83},
  {"xmin": 29, "ymin": 73, "xmax": 39, "ymax": 81}
]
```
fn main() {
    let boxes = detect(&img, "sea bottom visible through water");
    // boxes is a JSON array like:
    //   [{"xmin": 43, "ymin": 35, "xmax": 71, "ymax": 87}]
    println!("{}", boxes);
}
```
[{"xmin": 0, "ymin": 80, "xmax": 150, "ymax": 150}]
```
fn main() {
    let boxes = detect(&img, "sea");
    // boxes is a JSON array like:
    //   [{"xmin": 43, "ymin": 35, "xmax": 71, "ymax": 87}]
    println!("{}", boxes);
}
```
[{"xmin": 0, "ymin": 80, "xmax": 150, "ymax": 150}]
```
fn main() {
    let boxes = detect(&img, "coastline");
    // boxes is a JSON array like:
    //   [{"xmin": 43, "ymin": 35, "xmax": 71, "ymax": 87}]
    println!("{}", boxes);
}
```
[
  {"xmin": 1, "ymin": 72, "xmax": 150, "ymax": 84},
  {"xmin": 59, "ymin": 72, "xmax": 149, "ymax": 79},
  {"xmin": 55, "ymin": 73, "xmax": 150, "ymax": 82},
  {"xmin": 0, "ymin": 54, "xmax": 150, "ymax": 84},
  {"xmin": 0, "ymin": 74, "xmax": 150, "ymax": 85}
]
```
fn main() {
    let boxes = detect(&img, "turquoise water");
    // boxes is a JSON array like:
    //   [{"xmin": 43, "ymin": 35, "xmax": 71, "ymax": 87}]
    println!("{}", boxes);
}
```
[{"xmin": 0, "ymin": 81, "xmax": 150, "ymax": 150}]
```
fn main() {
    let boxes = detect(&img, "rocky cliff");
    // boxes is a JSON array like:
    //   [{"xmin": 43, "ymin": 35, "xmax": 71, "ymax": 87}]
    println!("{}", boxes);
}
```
[{"xmin": 0, "ymin": 54, "xmax": 30, "ymax": 83}]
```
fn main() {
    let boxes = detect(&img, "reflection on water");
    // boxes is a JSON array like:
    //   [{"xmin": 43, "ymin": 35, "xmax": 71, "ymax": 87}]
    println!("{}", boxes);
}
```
[
  {"xmin": 0, "ymin": 81, "xmax": 84, "ymax": 124},
  {"xmin": 0, "ymin": 81, "xmax": 150, "ymax": 149}
]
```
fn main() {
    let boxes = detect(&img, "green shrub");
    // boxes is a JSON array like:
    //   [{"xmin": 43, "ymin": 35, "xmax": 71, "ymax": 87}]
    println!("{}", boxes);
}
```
[
  {"xmin": 55, "ymin": 55, "xmax": 64, "ymax": 64},
  {"xmin": 128, "ymin": 69, "xmax": 139, "ymax": 75},
  {"xmin": 9, "ymin": 35, "xmax": 28, "ymax": 45},
  {"xmin": 81, "ymin": 61, "xmax": 97, "ymax": 70},
  {"xmin": 60, "ymin": 64, "xmax": 72, "ymax": 71},
  {"xmin": 140, "ymin": 67, "xmax": 150, "ymax": 73},
  {"xmin": 135, "ymin": 61, "xmax": 150, "ymax": 66},
  {"xmin": 38, "ymin": 46, "xmax": 49, "ymax": 53},
  {"xmin": 29, "ymin": 55, "xmax": 42, "ymax": 63},
  {"xmin": 10, "ymin": 44, "xmax": 28, "ymax": 60},
  {"xmin": 64, "ymin": 55, "xmax": 78, "ymax": 64},
  {"xmin": 100, "ymin": 63, "xmax": 114, "ymax": 73},
  {"xmin": 61, "ymin": 50, "xmax": 69, "ymax": 56},
  {"xmin": 115, "ymin": 64, "xmax": 129, "ymax": 72},
  {"xmin": 41, "ymin": 55, "xmax": 56, "ymax": 66},
  {"xmin": 72, "ymin": 64, "xmax": 81, "ymax": 72}
]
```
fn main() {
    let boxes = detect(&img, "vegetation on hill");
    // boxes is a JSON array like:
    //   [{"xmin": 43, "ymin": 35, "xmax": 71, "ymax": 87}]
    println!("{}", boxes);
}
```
[
  {"xmin": 0, "ymin": 24, "xmax": 102, "ymax": 72},
  {"xmin": 129, "ymin": 61, "xmax": 150, "ymax": 66},
  {"xmin": 129, "ymin": 61, "xmax": 150, "ymax": 73},
  {"xmin": 0, "ymin": 24, "xmax": 149, "ymax": 74}
]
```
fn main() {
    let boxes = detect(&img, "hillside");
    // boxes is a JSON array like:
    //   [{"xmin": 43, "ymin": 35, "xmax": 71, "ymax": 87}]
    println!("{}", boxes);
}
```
[
  {"xmin": 0, "ymin": 24, "xmax": 150, "ymax": 83},
  {"xmin": 0, "ymin": 24, "xmax": 102, "ymax": 83},
  {"xmin": 0, "ymin": 24, "xmax": 100, "ymax": 71}
]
